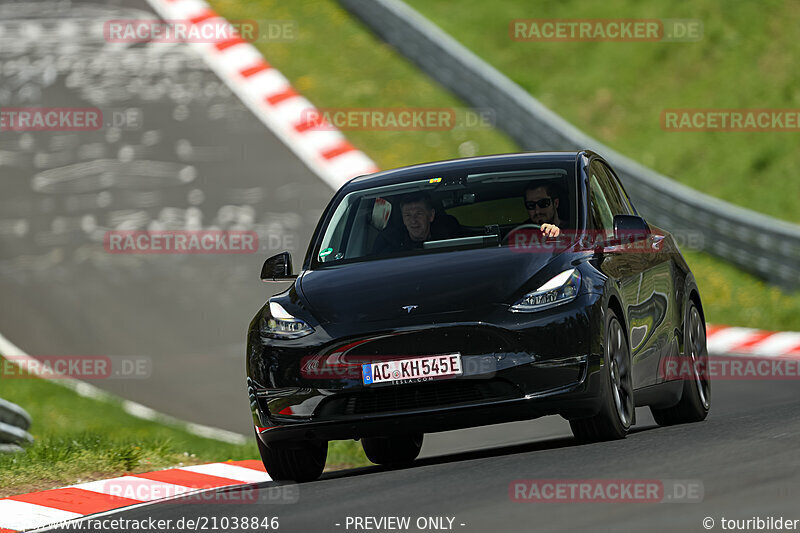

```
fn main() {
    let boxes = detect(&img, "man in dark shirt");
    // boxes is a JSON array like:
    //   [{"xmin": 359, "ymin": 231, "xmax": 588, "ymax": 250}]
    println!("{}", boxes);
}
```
[{"xmin": 372, "ymin": 192, "xmax": 460, "ymax": 254}]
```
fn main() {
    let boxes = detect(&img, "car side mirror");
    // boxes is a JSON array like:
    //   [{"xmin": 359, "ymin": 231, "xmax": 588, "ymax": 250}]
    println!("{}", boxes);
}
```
[
  {"xmin": 260, "ymin": 251, "xmax": 297, "ymax": 282},
  {"xmin": 612, "ymin": 214, "xmax": 651, "ymax": 245}
]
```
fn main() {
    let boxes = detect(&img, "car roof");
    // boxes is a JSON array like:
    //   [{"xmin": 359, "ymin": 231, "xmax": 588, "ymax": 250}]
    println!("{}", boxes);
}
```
[{"xmin": 342, "ymin": 151, "xmax": 583, "ymax": 192}]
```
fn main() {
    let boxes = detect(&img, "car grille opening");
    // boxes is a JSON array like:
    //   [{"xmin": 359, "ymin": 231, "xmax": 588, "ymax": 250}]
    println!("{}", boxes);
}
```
[{"xmin": 319, "ymin": 379, "xmax": 522, "ymax": 416}]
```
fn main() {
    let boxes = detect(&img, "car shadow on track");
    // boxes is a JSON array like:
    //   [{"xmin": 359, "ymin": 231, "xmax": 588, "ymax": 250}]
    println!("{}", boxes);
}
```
[{"xmin": 316, "ymin": 423, "xmax": 660, "ymax": 482}]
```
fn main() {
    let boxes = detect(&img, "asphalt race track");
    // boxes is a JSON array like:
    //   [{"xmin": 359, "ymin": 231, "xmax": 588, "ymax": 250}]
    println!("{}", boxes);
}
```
[
  {"xmin": 0, "ymin": 0, "xmax": 329, "ymax": 434},
  {"xmin": 51, "ymin": 379, "xmax": 799, "ymax": 532}
]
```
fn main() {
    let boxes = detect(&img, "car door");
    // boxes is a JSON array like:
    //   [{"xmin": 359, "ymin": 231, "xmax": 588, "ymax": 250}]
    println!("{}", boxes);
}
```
[
  {"xmin": 601, "ymin": 161, "xmax": 678, "ymax": 385},
  {"xmin": 588, "ymin": 160, "xmax": 663, "ymax": 389}
]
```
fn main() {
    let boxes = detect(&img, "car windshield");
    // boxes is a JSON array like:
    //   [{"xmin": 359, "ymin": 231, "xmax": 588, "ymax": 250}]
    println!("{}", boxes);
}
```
[{"xmin": 312, "ymin": 164, "xmax": 578, "ymax": 267}]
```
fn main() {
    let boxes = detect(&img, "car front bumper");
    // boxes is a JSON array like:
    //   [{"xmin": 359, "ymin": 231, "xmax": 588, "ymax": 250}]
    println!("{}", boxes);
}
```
[{"xmin": 247, "ymin": 293, "xmax": 606, "ymax": 444}]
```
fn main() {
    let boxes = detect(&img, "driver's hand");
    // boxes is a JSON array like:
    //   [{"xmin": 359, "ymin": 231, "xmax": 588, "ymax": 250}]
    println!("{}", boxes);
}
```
[{"xmin": 540, "ymin": 223, "xmax": 560, "ymax": 237}]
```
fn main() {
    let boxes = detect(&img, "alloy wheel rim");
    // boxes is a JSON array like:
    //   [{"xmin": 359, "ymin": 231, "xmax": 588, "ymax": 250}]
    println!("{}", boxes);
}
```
[
  {"xmin": 608, "ymin": 319, "xmax": 633, "ymax": 428},
  {"xmin": 688, "ymin": 306, "xmax": 711, "ymax": 409}
]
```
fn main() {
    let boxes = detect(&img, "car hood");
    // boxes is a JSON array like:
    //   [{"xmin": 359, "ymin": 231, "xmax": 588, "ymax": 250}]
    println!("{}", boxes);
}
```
[{"xmin": 299, "ymin": 247, "xmax": 566, "ymax": 324}]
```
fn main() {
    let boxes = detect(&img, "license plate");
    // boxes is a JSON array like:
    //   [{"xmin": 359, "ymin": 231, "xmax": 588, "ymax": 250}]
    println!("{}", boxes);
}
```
[{"xmin": 362, "ymin": 353, "xmax": 462, "ymax": 386}]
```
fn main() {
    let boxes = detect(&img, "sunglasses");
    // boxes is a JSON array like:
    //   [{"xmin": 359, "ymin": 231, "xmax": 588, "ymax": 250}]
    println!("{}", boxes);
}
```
[{"xmin": 525, "ymin": 198, "xmax": 552, "ymax": 210}]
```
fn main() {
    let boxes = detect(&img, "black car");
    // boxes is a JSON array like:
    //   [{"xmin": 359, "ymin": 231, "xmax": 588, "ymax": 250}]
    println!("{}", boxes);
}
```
[{"xmin": 247, "ymin": 151, "xmax": 711, "ymax": 481}]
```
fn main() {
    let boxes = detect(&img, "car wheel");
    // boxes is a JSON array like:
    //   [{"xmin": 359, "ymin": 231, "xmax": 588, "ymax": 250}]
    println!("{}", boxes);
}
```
[
  {"xmin": 651, "ymin": 301, "xmax": 711, "ymax": 426},
  {"xmin": 362, "ymin": 433, "xmax": 423, "ymax": 466},
  {"xmin": 256, "ymin": 434, "xmax": 327, "ymax": 482},
  {"xmin": 570, "ymin": 308, "xmax": 634, "ymax": 442}
]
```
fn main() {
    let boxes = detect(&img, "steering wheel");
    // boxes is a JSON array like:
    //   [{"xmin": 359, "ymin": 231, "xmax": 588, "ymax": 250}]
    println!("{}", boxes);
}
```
[{"xmin": 502, "ymin": 223, "xmax": 541, "ymax": 244}]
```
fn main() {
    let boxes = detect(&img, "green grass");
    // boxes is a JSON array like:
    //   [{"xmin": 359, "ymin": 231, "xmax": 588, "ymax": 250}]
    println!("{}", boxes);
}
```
[
  {"xmin": 205, "ymin": 0, "xmax": 800, "ymax": 331},
  {"xmin": 682, "ymin": 251, "xmax": 800, "ymax": 331},
  {"xmin": 404, "ymin": 0, "xmax": 800, "ymax": 224},
  {"xmin": 211, "ymin": 0, "xmax": 517, "ymax": 169},
  {"xmin": 0, "ymin": 357, "xmax": 369, "ymax": 497}
]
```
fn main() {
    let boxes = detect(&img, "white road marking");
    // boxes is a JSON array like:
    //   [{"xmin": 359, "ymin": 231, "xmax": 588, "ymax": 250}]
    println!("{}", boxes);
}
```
[
  {"xmin": 71, "ymin": 476, "xmax": 193, "ymax": 500},
  {"xmin": 0, "ymin": 499, "xmax": 81, "ymax": 530},
  {"xmin": 179, "ymin": 463, "xmax": 272, "ymax": 483}
]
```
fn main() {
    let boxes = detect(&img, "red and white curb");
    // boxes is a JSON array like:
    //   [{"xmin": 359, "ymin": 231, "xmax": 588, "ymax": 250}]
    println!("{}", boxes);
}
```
[
  {"xmin": 144, "ymin": 0, "xmax": 379, "ymax": 190},
  {"xmin": 706, "ymin": 324, "xmax": 800, "ymax": 357},
  {"xmin": 0, "ymin": 461, "xmax": 270, "ymax": 532}
]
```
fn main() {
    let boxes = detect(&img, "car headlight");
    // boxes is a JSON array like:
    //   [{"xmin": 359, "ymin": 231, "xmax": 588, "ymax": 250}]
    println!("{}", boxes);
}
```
[
  {"xmin": 261, "ymin": 301, "xmax": 314, "ymax": 339},
  {"xmin": 510, "ymin": 268, "xmax": 581, "ymax": 312}
]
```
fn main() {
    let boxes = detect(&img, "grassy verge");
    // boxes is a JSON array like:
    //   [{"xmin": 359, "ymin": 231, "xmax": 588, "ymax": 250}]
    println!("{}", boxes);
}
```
[
  {"xmin": 682, "ymin": 251, "xmax": 800, "ymax": 331},
  {"xmin": 207, "ymin": 0, "xmax": 800, "ymax": 331},
  {"xmin": 210, "ymin": 0, "xmax": 517, "ymax": 168},
  {"xmin": 0, "ymin": 357, "xmax": 369, "ymax": 497},
  {"xmin": 405, "ymin": 0, "xmax": 800, "ymax": 225}
]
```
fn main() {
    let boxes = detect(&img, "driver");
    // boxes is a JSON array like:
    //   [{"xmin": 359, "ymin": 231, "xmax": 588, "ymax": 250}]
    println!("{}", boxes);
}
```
[{"xmin": 522, "ymin": 181, "xmax": 561, "ymax": 237}]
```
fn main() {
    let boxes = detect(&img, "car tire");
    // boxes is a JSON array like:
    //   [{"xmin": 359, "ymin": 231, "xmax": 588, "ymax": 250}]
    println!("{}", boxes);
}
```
[
  {"xmin": 362, "ymin": 433, "xmax": 423, "ymax": 467},
  {"xmin": 256, "ymin": 434, "xmax": 327, "ymax": 482},
  {"xmin": 651, "ymin": 301, "xmax": 711, "ymax": 426},
  {"xmin": 570, "ymin": 308, "xmax": 634, "ymax": 442}
]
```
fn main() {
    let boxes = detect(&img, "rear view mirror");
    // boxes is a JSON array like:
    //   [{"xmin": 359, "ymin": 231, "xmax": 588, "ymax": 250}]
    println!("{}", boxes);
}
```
[
  {"xmin": 612, "ymin": 215, "xmax": 651, "ymax": 244},
  {"xmin": 261, "ymin": 251, "xmax": 297, "ymax": 282}
]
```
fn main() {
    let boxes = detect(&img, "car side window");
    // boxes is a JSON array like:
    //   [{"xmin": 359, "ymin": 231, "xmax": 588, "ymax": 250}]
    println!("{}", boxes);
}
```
[
  {"xmin": 590, "ymin": 161, "xmax": 627, "ymax": 216},
  {"xmin": 600, "ymin": 162, "xmax": 636, "ymax": 215},
  {"xmin": 589, "ymin": 172, "xmax": 615, "ymax": 239}
]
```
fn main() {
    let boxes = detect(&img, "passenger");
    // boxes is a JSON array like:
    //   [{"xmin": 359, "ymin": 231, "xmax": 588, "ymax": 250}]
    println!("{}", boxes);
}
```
[{"xmin": 372, "ymin": 192, "xmax": 460, "ymax": 254}]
